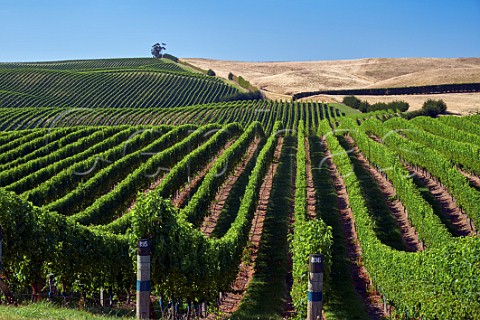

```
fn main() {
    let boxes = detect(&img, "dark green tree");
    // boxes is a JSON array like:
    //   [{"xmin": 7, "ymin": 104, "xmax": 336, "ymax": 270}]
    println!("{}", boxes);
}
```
[
  {"xmin": 151, "ymin": 43, "xmax": 166, "ymax": 58},
  {"xmin": 422, "ymin": 99, "xmax": 447, "ymax": 117},
  {"xmin": 342, "ymin": 95, "xmax": 362, "ymax": 109}
]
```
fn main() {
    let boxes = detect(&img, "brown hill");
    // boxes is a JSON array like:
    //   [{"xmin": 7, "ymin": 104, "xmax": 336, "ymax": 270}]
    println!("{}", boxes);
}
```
[{"xmin": 183, "ymin": 57, "xmax": 480, "ymax": 114}]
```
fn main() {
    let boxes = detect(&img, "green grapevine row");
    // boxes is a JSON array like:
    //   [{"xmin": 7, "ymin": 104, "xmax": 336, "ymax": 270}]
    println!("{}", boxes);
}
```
[
  {"xmin": 0, "ymin": 66, "xmax": 236, "ymax": 109},
  {"xmin": 337, "ymin": 117, "xmax": 452, "ymax": 247},
  {"xmin": 67, "ymin": 124, "xmax": 233, "ymax": 225},
  {"xmin": 0, "ymin": 101, "xmax": 363, "ymax": 134},
  {"xmin": 1, "ymin": 127, "xmax": 135, "ymax": 192},
  {"xmin": 318, "ymin": 119, "xmax": 480, "ymax": 319},
  {"xmin": 178, "ymin": 122, "xmax": 264, "ymax": 225},
  {"xmin": 44, "ymin": 125, "xmax": 193, "ymax": 215},
  {"xmin": 384, "ymin": 117, "xmax": 480, "ymax": 176},
  {"xmin": 290, "ymin": 120, "xmax": 332, "ymax": 317},
  {"xmin": 361, "ymin": 118, "xmax": 480, "ymax": 231}
]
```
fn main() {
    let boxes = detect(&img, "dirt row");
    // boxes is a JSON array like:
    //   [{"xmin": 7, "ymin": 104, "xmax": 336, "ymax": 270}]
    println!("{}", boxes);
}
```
[
  {"xmin": 208, "ymin": 137, "xmax": 284, "ymax": 319},
  {"xmin": 201, "ymin": 137, "xmax": 261, "ymax": 237},
  {"xmin": 405, "ymin": 164, "xmax": 476, "ymax": 236},
  {"xmin": 369, "ymin": 134, "xmax": 476, "ymax": 236},
  {"xmin": 171, "ymin": 140, "xmax": 235, "ymax": 208},
  {"xmin": 344, "ymin": 135, "xmax": 423, "ymax": 252},
  {"xmin": 458, "ymin": 167, "xmax": 480, "ymax": 190},
  {"xmin": 322, "ymin": 138, "xmax": 388, "ymax": 319}
]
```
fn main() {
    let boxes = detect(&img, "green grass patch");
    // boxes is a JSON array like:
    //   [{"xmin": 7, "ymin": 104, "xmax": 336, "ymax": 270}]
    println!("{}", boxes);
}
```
[
  {"xmin": 0, "ymin": 302, "xmax": 134, "ymax": 320},
  {"xmin": 329, "ymin": 103, "xmax": 362, "ymax": 115}
]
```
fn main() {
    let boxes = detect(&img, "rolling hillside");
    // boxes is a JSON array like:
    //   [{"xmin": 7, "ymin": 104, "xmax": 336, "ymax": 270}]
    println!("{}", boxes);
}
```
[
  {"xmin": 183, "ymin": 57, "xmax": 480, "ymax": 93},
  {"xmin": 184, "ymin": 57, "xmax": 480, "ymax": 114},
  {"xmin": 0, "ymin": 58, "xmax": 238, "ymax": 108},
  {"xmin": 1, "ymin": 57, "xmax": 480, "ymax": 319}
]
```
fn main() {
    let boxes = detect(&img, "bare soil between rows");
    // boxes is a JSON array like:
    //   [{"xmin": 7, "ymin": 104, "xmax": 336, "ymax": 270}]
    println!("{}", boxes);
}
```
[
  {"xmin": 458, "ymin": 167, "xmax": 480, "ymax": 190},
  {"xmin": 201, "ymin": 137, "xmax": 261, "ymax": 237},
  {"xmin": 405, "ymin": 164, "xmax": 476, "ymax": 236},
  {"xmin": 172, "ymin": 140, "xmax": 235, "ymax": 209},
  {"xmin": 207, "ymin": 137, "xmax": 284, "ymax": 319},
  {"xmin": 322, "ymin": 138, "xmax": 387, "ymax": 320},
  {"xmin": 344, "ymin": 135, "xmax": 422, "ymax": 252}
]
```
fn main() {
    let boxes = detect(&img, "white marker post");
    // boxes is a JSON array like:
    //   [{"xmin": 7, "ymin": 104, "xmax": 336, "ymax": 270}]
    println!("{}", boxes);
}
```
[
  {"xmin": 136, "ymin": 239, "xmax": 150, "ymax": 319},
  {"xmin": 307, "ymin": 254, "xmax": 324, "ymax": 320}
]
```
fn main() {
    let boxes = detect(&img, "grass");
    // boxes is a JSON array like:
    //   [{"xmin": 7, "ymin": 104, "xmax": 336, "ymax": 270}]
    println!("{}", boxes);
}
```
[
  {"xmin": 329, "ymin": 103, "xmax": 362, "ymax": 115},
  {"xmin": 231, "ymin": 137, "xmax": 295, "ymax": 320},
  {"xmin": 309, "ymin": 136, "xmax": 371, "ymax": 320},
  {"xmin": 0, "ymin": 302, "xmax": 134, "ymax": 320}
]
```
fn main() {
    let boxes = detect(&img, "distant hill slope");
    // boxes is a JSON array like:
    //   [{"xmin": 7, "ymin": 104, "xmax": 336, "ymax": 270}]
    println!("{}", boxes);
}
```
[
  {"xmin": 183, "ymin": 57, "xmax": 480, "ymax": 95},
  {"xmin": 0, "ymin": 58, "xmax": 237, "ymax": 108}
]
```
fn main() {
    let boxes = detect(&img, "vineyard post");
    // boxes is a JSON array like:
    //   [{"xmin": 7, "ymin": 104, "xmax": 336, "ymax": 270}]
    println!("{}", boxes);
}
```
[
  {"xmin": 136, "ymin": 239, "xmax": 150, "ymax": 319},
  {"xmin": 307, "ymin": 254, "xmax": 324, "ymax": 320},
  {"xmin": 100, "ymin": 287, "xmax": 105, "ymax": 307}
]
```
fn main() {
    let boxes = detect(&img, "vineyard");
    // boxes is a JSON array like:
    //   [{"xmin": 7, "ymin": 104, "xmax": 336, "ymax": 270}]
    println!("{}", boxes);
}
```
[
  {"xmin": 0, "ymin": 58, "xmax": 480, "ymax": 320},
  {"xmin": 0, "ymin": 101, "xmax": 364, "ymax": 133},
  {"xmin": 0, "ymin": 58, "xmax": 237, "ymax": 109}
]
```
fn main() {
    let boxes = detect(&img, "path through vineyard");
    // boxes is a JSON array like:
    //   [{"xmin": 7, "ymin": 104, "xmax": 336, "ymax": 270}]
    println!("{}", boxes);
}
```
[
  {"xmin": 406, "ymin": 164, "xmax": 476, "ymax": 236},
  {"xmin": 202, "ymin": 138, "xmax": 261, "ymax": 237},
  {"xmin": 323, "ymin": 138, "xmax": 387, "ymax": 319},
  {"xmin": 208, "ymin": 137, "xmax": 284, "ymax": 318},
  {"xmin": 345, "ymin": 135, "xmax": 423, "ymax": 252}
]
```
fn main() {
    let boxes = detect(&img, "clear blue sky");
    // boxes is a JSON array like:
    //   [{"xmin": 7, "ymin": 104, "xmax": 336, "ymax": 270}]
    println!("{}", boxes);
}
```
[{"xmin": 1, "ymin": 0, "xmax": 479, "ymax": 62}]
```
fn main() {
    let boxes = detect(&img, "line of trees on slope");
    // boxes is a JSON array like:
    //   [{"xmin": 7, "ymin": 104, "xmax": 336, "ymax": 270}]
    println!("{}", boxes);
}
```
[
  {"xmin": 292, "ymin": 82, "xmax": 480, "ymax": 100},
  {"xmin": 343, "ymin": 95, "xmax": 409, "ymax": 113},
  {"xmin": 343, "ymin": 95, "xmax": 447, "ymax": 118}
]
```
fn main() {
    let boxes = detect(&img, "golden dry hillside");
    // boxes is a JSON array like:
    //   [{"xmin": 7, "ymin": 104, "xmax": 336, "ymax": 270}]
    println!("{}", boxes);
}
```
[{"xmin": 184, "ymin": 57, "xmax": 480, "ymax": 114}]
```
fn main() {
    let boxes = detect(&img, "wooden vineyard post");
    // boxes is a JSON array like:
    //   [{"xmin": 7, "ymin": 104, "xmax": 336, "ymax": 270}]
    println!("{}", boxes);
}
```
[
  {"xmin": 136, "ymin": 239, "xmax": 150, "ymax": 320},
  {"xmin": 307, "ymin": 254, "xmax": 324, "ymax": 320}
]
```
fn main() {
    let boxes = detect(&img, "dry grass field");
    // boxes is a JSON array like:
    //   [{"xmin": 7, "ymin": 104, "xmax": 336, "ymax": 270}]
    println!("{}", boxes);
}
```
[{"xmin": 183, "ymin": 57, "xmax": 480, "ymax": 115}]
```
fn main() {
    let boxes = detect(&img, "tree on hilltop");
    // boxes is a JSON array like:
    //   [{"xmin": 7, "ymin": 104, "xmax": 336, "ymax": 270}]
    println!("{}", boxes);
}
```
[{"xmin": 151, "ymin": 43, "xmax": 166, "ymax": 58}]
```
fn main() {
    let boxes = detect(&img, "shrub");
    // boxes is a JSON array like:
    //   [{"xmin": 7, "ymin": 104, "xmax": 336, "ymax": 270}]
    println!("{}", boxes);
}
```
[
  {"xmin": 389, "ymin": 100, "xmax": 410, "ymax": 112},
  {"xmin": 237, "ymin": 76, "xmax": 250, "ymax": 89},
  {"xmin": 228, "ymin": 72, "xmax": 234, "ymax": 81},
  {"xmin": 342, "ymin": 95, "xmax": 362, "ymax": 109},
  {"xmin": 162, "ymin": 53, "xmax": 179, "ymax": 63},
  {"xmin": 358, "ymin": 101, "xmax": 370, "ymax": 113},
  {"xmin": 353, "ymin": 98, "xmax": 410, "ymax": 113},
  {"xmin": 422, "ymin": 99, "xmax": 447, "ymax": 117},
  {"xmin": 403, "ymin": 99, "xmax": 447, "ymax": 119},
  {"xmin": 207, "ymin": 69, "xmax": 216, "ymax": 77},
  {"xmin": 217, "ymin": 90, "xmax": 264, "ymax": 102}
]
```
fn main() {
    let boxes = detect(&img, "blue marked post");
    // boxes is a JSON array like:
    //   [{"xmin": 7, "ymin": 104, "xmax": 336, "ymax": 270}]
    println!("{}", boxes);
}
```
[
  {"xmin": 307, "ymin": 254, "xmax": 324, "ymax": 320},
  {"xmin": 136, "ymin": 239, "xmax": 150, "ymax": 319}
]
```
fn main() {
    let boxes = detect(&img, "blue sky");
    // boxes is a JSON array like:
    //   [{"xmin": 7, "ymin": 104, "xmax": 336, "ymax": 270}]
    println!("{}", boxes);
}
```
[{"xmin": 0, "ymin": 0, "xmax": 479, "ymax": 62}]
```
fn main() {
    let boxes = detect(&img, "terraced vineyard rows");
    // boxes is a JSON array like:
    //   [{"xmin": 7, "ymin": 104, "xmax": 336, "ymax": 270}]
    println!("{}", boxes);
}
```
[
  {"xmin": 0, "ymin": 58, "xmax": 237, "ymax": 109},
  {"xmin": 1, "ymin": 58, "xmax": 480, "ymax": 319},
  {"xmin": 1, "ymin": 114, "xmax": 479, "ymax": 319},
  {"xmin": 0, "ymin": 101, "xmax": 377, "ymax": 133},
  {"xmin": 0, "ymin": 58, "xmax": 186, "ymax": 71}
]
